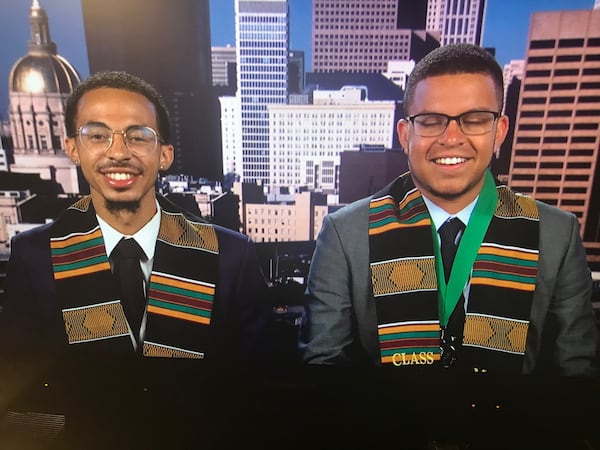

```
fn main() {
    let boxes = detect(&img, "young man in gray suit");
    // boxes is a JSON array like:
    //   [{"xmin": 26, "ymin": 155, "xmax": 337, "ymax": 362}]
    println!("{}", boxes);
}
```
[{"xmin": 300, "ymin": 43, "xmax": 598, "ymax": 377}]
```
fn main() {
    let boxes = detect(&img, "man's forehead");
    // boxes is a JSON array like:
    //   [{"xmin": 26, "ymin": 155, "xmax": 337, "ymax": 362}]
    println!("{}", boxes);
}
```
[
  {"xmin": 77, "ymin": 88, "xmax": 156, "ymax": 113},
  {"xmin": 79, "ymin": 87, "xmax": 150, "ymax": 101},
  {"xmin": 413, "ymin": 73, "xmax": 490, "ymax": 96},
  {"xmin": 75, "ymin": 88, "xmax": 158, "ymax": 127}
]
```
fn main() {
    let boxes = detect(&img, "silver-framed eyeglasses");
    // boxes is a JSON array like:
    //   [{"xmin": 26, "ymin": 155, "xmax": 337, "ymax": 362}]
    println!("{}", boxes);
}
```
[
  {"xmin": 407, "ymin": 111, "xmax": 501, "ymax": 137},
  {"xmin": 71, "ymin": 123, "xmax": 163, "ymax": 155}
]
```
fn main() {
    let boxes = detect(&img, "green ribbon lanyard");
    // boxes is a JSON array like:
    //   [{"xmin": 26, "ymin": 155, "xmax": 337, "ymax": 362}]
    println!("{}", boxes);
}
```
[{"xmin": 430, "ymin": 170, "xmax": 498, "ymax": 327}]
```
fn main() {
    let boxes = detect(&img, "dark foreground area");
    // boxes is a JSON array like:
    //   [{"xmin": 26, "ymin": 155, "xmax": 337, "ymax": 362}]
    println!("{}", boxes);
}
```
[{"xmin": 0, "ymin": 355, "xmax": 598, "ymax": 450}]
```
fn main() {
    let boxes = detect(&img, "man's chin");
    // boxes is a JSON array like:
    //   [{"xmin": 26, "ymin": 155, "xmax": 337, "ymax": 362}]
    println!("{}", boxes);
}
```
[{"xmin": 105, "ymin": 199, "xmax": 141, "ymax": 214}]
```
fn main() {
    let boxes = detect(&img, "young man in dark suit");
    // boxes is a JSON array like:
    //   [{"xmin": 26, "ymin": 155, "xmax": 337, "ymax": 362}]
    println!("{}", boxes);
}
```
[{"xmin": 1, "ymin": 71, "xmax": 271, "ymax": 362}]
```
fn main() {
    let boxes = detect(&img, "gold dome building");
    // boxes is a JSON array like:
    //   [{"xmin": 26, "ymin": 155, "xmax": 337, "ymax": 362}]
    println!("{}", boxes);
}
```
[{"xmin": 8, "ymin": 0, "xmax": 81, "ymax": 194}]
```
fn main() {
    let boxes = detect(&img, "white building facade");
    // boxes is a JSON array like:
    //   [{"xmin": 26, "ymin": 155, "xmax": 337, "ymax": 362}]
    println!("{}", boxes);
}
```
[
  {"xmin": 244, "ymin": 191, "xmax": 329, "ymax": 242},
  {"xmin": 219, "ymin": 95, "xmax": 243, "ymax": 175},
  {"xmin": 267, "ymin": 86, "xmax": 396, "ymax": 193}
]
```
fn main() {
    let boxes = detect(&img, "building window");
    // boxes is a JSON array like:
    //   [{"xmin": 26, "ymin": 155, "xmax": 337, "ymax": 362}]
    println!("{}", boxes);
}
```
[
  {"xmin": 552, "ymin": 82, "xmax": 577, "ymax": 90},
  {"xmin": 525, "ymin": 70, "xmax": 551, "ymax": 77},
  {"xmin": 528, "ymin": 56, "xmax": 553, "ymax": 63},
  {"xmin": 549, "ymin": 96, "xmax": 574, "ymax": 104},
  {"xmin": 544, "ymin": 124, "xmax": 569, "ymax": 130},
  {"xmin": 530, "ymin": 39, "xmax": 555, "ymax": 49},
  {"xmin": 541, "ymin": 149, "xmax": 565, "ymax": 156},
  {"xmin": 558, "ymin": 38, "xmax": 584, "ymax": 48},
  {"xmin": 515, "ymin": 149, "xmax": 539, "ymax": 156},
  {"xmin": 511, "ymin": 174, "xmax": 535, "ymax": 181},
  {"xmin": 522, "ymin": 97, "xmax": 546, "ymax": 104},
  {"xmin": 554, "ymin": 69, "xmax": 579, "ymax": 76},
  {"xmin": 543, "ymin": 136, "xmax": 569, "ymax": 144},
  {"xmin": 556, "ymin": 55, "xmax": 581, "ymax": 62},
  {"xmin": 520, "ymin": 111, "xmax": 544, "ymax": 118}
]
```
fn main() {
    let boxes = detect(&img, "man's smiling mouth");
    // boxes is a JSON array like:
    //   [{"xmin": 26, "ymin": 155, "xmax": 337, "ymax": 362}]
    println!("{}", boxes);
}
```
[
  {"xmin": 434, "ymin": 157, "xmax": 467, "ymax": 165},
  {"xmin": 105, "ymin": 172, "xmax": 137, "ymax": 181}
]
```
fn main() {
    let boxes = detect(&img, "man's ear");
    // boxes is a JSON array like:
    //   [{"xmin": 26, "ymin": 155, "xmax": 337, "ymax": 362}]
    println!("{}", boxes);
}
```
[
  {"xmin": 397, "ymin": 119, "xmax": 410, "ymax": 155},
  {"xmin": 494, "ymin": 114, "xmax": 510, "ymax": 149},
  {"xmin": 65, "ymin": 137, "xmax": 80, "ymax": 165},
  {"xmin": 159, "ymin": 144, "xmax": 174, "ymax": 171}
]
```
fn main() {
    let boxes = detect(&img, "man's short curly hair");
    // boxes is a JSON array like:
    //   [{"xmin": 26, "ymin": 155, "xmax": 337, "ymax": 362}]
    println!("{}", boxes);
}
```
[
  {"xmin": 65, "ymin": 71, "xmax": 171, "ymax": 143},
  {"xmin": 404, "ymin": 43, "xmax": 504, "ymax": 115}
]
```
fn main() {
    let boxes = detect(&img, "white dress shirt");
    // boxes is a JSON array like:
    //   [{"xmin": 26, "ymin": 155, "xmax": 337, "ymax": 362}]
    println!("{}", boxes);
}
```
[
  {"xmin": 97, "ymin": 202, "xmax": 161, "ymax": 348},
  {"xmin": 421, "ymin": 195, "xmax": 479, "ymax": 311}
]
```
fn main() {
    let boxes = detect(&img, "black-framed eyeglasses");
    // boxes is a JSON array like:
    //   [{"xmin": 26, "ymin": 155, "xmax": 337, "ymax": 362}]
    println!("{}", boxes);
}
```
[
  {"xmin": 406, "ymin": 111, "xmax": 501, "ymax": 137},
  {"xmin": 71, "ymin": 123, "xmax": 163, "ymax": 155}
]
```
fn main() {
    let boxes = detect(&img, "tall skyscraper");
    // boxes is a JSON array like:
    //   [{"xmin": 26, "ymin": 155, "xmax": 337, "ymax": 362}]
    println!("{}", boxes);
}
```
[
  {"xmin": 80, "ymin": 0, "xmax": 223, "ymax": 182},
  {"xmin": 235, "ymin": 0, "xmax": 289, "ymax": 185},
  {"xmin": 426, "ymin": 0, "xmax": 487, "ymax": 45},
  {"xmin": 8, "ymin": 0, "xmax": 81, "ymax": 194},
  {"xmin": 508, "ymin": 9, "xmax": 600, "ymax": 267},
  {"xmin": 312, "ymin": 0, "xmax": 439, "ymax": 73}
]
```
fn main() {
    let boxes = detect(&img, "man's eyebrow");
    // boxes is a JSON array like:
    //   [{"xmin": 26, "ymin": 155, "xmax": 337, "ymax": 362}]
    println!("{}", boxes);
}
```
[
  {"xmin": 80, "ymin": 121, "xmax": 108, "ymax": 128},
  {"xmin": 79, "ymin": 122, "xmax": 151, "ymax": 129}
]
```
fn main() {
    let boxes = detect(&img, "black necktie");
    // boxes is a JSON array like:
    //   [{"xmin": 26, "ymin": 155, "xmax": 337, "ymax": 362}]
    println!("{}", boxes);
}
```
[
  {"xmin": 112, "ymin": 238, "xmax": 147, "ymax": 344},
  {"xmin": 439, "ymin": 217, "xmax": 465, "ymax": 283},
  {"xmin": 439, "ymin": 217, "xmax": 466, "ymax": 367}
]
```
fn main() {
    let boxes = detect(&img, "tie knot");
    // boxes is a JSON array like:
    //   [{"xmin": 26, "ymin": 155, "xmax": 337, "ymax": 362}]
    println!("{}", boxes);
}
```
[
  {"xmin": 439, "ymin": 217, "xmax": 465, "ymax": 245},
  {"xmin": 112, "ymin": 238, "xmax": 145, "ymax": 260}
]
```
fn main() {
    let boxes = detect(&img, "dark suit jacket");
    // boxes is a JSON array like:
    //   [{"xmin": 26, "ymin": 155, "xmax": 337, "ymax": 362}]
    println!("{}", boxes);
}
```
[
  {"xmin": 0, "ymin": 195, "xmax": 271, "ymax": 363},
  {"xmin": 300, "ymin": 191, "xmax": 598, "ymax": 377}
]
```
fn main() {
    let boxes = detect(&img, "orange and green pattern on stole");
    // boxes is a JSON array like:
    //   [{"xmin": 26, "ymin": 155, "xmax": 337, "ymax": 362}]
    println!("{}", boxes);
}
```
[
  {"xmin": 141, "ymin": 213, "xmax": 220, "ymax": 358},
  {"xmin": 369, "ymin": 175, "xmax": 541, "ymax": 370},
  {"xmin": 51, "ymin": 222, "xmax": 130, "ymax": 346},
  {"xmin": 369, "ymin": 189, "xmax": 430, "ymax": 234},
  {"xmin": 147, "ymin": 272, "xmax": 215, "ymax": 325},
  {"xmin": 51, "ymin": 227, "xmax": 110, "ymax": 279},
  {"xmin": 369, "ymin": 186, "xmax": 442, "ymax": 365},
  {"xmin": 49, "ymin": 195, "xmax": 222, "ymax": 357},
  {"xmin": 462, "ymin": 188, "xmax": 539, "ymax": 364}
]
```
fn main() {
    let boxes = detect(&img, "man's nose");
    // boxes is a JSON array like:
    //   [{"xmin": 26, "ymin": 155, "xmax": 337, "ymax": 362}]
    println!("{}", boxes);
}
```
[
  {"xmin": 439, "ymin": 118, "xmax": 464, "ymax": 141},
  {"xmin": 106, "ymin": 132, "xmax": 132, "ymax": 156}
]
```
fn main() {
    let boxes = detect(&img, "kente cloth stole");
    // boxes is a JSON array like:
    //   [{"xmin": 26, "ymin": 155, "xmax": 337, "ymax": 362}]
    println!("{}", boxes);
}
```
[
  {"xmin": 368, "ymin": 172, "xmax": 540, "ymax": 371},
  {"xmin": 50, "ymin": 196, "xmax": 219, "ymax": 359}
]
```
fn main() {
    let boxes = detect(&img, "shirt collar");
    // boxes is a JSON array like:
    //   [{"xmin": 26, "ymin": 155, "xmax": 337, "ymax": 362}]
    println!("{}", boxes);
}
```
[
  {"xmin": 421, "ymin": 194, "xmax": 478, "ymax": 232},
  {"xmin": 98, "ymin": 201, "xmax": 161, "ymax": 260}
]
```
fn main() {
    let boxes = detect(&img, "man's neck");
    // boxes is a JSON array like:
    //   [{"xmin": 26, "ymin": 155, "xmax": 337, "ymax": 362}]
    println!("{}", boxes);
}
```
[
  {"xmin": 92, "ymin": 196, "xmax": 158, "ymax": 236},
  {"xmin": 413, "ymin": 180, "xmax": 484, "ymax": 215},
  {"xmin": 426, "ymin": 197, "xmax": 474, "ymax": 215}
]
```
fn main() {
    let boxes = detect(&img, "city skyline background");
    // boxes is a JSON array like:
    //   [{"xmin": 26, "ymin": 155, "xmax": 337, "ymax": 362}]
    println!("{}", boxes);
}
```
[{"xmin": 0, "ymin": 0, "xmax": 596, "ymax": 118}]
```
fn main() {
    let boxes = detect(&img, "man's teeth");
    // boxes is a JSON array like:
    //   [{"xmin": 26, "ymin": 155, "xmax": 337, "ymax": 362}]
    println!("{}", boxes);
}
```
[
  {"xmin": 435, "ymin": 157, "xmax": 466, "ymax": 165},
  {"xmin": 106, "ymin": 172, "xmax": 134, "ymax": 180}
]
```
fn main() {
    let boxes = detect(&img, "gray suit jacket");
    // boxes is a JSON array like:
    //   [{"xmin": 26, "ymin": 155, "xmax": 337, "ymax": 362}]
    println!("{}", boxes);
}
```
[{"xmin": 300, "ymin": 194, "xmax": 598, "ymax": 377}]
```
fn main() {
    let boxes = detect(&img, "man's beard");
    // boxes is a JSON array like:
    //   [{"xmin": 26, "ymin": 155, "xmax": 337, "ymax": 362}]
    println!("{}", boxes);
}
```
[{"xmin": 105, "ymin": 199, "xmax": 141, "ymax": 214}]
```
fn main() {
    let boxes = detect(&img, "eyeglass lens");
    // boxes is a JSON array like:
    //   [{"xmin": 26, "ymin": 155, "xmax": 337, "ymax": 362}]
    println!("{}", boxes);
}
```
[{"xmin": 412, "ymin": 112, "xmax": 497, "ymax": 136}]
